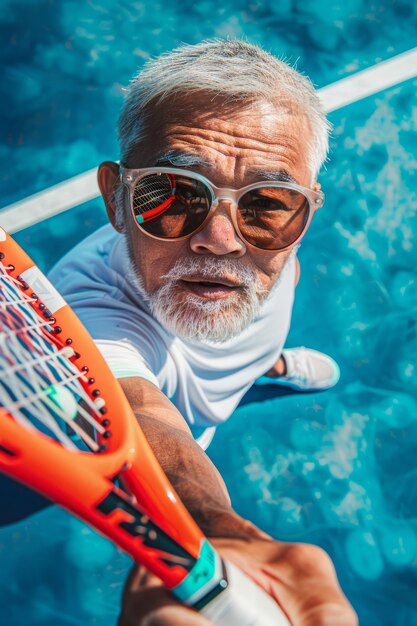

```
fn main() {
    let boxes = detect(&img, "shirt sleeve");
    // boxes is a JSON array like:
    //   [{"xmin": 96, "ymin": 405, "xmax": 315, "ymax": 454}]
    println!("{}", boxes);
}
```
[{"xmin": 94, "ymin": 338, "xmax": 160, "ymax": 387}]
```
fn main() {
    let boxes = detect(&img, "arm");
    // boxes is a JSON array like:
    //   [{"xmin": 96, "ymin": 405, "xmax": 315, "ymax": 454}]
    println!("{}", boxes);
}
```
[
  {"xmin": 119, "ymin": 376, "xmax": 258, "ymax": 539},
  {"xmin": 118, "ymin": 376, "xmax": 357, "ymax": 626}
]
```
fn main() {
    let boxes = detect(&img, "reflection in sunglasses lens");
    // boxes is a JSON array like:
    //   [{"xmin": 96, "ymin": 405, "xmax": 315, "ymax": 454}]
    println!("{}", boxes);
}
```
[{"xmin": 133, "ymin": 173, "xmax": 174, "ymax": 216}]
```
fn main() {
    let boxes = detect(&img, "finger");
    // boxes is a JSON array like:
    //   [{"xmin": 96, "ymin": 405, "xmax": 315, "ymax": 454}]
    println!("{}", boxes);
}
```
[
  {"xmin": 121, "ymin": 588, "xmax": 213, "ymax": 626},
  {"xmin": 119, "ymin": 565, "xmax": 214, "ymax": 626}
]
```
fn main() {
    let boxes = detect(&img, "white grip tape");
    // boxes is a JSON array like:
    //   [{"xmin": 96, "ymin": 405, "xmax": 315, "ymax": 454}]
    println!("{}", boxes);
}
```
[{"xmin": 201, "ymin": 561, "xmax": 291, "ymax": 625}]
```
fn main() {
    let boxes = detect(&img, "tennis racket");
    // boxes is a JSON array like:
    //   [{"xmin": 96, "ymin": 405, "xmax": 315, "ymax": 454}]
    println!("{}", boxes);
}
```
[{"xmin": 0, "ymin": 226, "xmax": 290, "ymax": 625}]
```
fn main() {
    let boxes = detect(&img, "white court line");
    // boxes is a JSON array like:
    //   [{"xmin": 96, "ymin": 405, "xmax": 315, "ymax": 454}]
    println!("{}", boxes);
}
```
[
  {"xmin": 319, "ymin": 46, "xmax": 417, "ymax": 112},
  {"xmin": 1, "ymin": 46, "xmax": 417, "ymax": 234},
  {"xmin": 1, "ymin": 167, "xmax": 100, "ymax": 234}
]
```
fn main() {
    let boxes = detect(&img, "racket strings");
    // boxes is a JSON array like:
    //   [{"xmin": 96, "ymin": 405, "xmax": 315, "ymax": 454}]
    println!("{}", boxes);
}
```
[
  {"xmin": 0, "ymin": 263, "xmax": 105, "ymax": 451},
  {"xmin": 1, "ymin": 317, "xmax": 55, "ymax": 339}
]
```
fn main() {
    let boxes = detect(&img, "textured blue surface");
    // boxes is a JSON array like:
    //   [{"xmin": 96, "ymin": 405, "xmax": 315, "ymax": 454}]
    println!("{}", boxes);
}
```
[{"xmin": 1, "ymin": 1, "xmax": 417, "ymax": 625}]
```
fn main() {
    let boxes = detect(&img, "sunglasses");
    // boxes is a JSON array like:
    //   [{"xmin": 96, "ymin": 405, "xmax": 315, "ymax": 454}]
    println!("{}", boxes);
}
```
[{"xmin": 120, "ymin": 166, "xmax": 324, "ymax": 251}]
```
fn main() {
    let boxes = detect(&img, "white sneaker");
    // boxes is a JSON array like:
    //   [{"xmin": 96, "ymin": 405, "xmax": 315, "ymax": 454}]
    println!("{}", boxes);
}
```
[{"xmin": 255, "ymin": 347, "xmax": 340, "ymax": 391}]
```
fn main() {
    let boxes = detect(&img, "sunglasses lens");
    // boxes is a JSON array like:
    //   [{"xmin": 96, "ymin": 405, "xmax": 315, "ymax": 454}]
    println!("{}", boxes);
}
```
[
  {"xmin": 237, "ymin": 187, "xmax": 310, "ymax": 250},
  {"xmin": 132, "ymin": 173, "xmax": 211, "ymax": 238}
]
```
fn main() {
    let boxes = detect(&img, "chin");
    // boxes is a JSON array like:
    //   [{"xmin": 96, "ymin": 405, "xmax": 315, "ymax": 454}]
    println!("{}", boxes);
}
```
[{"xmin": 150, "ymin": 289, "xmax": 260, "ymax": 343}]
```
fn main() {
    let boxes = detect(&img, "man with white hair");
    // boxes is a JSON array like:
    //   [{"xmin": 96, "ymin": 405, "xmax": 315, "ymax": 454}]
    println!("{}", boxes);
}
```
[{"xmin": 50, "ymin": 39, "xmax": 354, "ymax": 625}]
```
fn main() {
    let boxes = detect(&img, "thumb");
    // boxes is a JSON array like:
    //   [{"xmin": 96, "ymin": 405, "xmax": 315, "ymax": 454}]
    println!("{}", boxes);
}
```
[{"xmin": 118, "ymin": 565, "xmax": 214, "ymax": 626}]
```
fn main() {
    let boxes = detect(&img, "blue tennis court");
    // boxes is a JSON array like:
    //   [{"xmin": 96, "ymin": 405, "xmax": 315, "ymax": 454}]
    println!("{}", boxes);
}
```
[{"xmin": 1, "ymin": 1, "xmax": 417, "ymax": 624}]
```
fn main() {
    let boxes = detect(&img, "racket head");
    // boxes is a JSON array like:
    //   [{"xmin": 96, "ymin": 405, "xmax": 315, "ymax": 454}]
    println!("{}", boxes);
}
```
[{"xmin": 0, "ymin": 226, "xmax": 132, "ymax": 458}]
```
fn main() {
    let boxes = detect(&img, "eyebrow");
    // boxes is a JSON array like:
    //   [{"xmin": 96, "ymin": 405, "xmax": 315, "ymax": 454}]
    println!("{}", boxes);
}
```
[
  {"xmin": 249, "ymin": 168, "xmax": 297, "ymax": 184},
  {"xmin": 154, "ymin": 152, "xmax": 297, "ymax": 184},
  {"xmin": 155, "ymin": 150, "xmax": 212, "ymax": 169}
]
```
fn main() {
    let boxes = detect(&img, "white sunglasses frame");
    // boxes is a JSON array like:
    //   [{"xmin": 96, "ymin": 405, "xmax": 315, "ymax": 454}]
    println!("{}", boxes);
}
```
[{"xmin": 120, "ymin": 166, "xmax": 324, "ymax": 252}]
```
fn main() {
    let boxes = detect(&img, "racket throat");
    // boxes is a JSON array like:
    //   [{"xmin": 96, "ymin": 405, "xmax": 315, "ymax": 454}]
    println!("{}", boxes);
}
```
[{"xmin": 96, "ymin": 486, "xmax": 197, "ymax": 569}]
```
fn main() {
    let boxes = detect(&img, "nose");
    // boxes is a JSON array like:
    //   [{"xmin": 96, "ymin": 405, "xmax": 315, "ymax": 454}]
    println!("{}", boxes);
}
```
[{"xmin": 189, "ymin": 201, "xmax": 246, "ymax": 257}]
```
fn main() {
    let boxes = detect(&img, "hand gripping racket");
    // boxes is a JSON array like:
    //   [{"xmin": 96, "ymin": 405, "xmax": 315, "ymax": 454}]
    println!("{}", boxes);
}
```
[{"xmin": 0, "ymin": 227, "xmax": 290, "ymax": 626}]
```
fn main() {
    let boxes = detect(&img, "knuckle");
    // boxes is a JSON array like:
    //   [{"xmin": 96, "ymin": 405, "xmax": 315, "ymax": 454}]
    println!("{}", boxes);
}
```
[
  {"xmin": 276, "ymin": 542, "xmax": 343, "ymax": 586},
  {"xmin": 318, "ymin": 604, "xmax": 359, "ymax": 626},
  {"xmin": 347, "ymin": 605, "xmax": 360, "ymax": 626},
  {"xmin": 286, "ymin": 542, "xmax": 333, "ymax": 571}
]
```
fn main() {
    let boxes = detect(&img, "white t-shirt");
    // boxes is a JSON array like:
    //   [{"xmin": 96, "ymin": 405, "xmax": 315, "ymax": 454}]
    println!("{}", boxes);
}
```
[{"xmin": 49, "ymin": 225, "xmax": 295, "ymax": 448}]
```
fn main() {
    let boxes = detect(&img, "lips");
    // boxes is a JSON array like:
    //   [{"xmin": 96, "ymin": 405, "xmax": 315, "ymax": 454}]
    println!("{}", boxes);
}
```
[{"xmin": 179, "ymin": 277, "xmax": 242, "ymax": 299}]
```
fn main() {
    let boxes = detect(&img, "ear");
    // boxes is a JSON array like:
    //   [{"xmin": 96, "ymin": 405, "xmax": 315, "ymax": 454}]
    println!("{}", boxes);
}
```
[
  {"xmin": 313, "ymin": 181, "xmax": 322, "ymax": 192},
  {"xmin": 97, "ymin": 161, "xmax": 123, "ymax": 232}
]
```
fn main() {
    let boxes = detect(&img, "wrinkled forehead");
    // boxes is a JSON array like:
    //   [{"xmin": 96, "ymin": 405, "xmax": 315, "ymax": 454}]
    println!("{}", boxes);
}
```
[{"xmin": 127, "ymin": 93, "xmax": 312, "ymax": 171}]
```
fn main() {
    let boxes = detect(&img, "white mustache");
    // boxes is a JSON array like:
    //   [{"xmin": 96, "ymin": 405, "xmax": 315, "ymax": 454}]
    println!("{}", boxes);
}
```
[{"xmin": 161, "ymin": 257, "xmax": 262, "ymax": 290}]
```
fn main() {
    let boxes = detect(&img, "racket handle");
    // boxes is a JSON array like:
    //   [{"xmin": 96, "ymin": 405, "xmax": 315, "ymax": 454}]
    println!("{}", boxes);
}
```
[{"xmin": 200, "ymin": 561, "xmax": 291, "ymax": 625}]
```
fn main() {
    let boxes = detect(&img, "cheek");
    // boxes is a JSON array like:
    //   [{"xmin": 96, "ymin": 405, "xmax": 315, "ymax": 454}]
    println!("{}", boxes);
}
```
[
  {"xmin": 250, "ymin": 250, "xmax": 292, "ymax": 289},
  {"xmin": 131, "ymin": 233, "xmax": 188, "ymax": 292}
]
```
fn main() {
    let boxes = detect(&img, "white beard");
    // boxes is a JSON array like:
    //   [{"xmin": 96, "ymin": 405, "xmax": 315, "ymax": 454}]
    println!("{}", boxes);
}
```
[{"xmin": 124, "ymin": 240, "xmax": 297, "ymax": 344}]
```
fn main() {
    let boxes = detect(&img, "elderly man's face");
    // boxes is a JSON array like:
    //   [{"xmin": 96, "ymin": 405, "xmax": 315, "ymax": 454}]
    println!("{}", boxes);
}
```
[{"xmin": 100, "ymin": 98, "xmax": 315, "ymax": 342}]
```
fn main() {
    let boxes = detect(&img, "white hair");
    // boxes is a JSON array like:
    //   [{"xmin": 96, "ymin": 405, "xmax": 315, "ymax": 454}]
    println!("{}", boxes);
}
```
[{"xmin": 118, "ymin": 38, "xmax": 331, "ymax": 180}]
